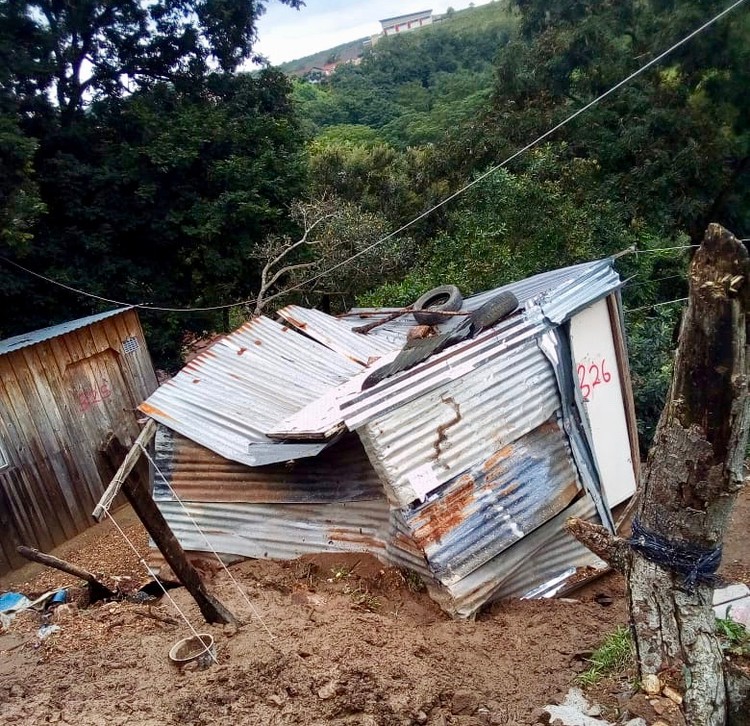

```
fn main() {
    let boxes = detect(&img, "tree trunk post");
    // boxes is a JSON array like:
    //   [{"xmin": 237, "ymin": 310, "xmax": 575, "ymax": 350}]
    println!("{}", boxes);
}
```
[
  {"xmin": 99, "ymin": 434, "xmax": 237, "ymax": 626},
  {"xmin": 567, "ymin": 223, "xmax": 750, "ymax": 724}
]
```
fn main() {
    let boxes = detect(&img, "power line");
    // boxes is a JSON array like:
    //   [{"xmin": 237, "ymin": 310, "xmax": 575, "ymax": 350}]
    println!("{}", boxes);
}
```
[
  {"xmin": 0, "ymin": 256, "xmax": 255, "ymax": 312},
  {"xmin": 1, "ymin": 0, "xmax": 747, "ymax": 313}
]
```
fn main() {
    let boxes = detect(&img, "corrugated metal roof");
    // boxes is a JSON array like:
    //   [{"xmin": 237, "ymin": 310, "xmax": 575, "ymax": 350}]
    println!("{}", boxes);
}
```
[
  {"xmin": 277, "ymin": 305, "xmax": 400, "ymax": 365},
  {"xmin": 139, "ymin": 315, "xmax": 363, "ymax": 466},
  {"xmin": 0, "ymin": 308, "xmax": 130, "ymax": 356},
  {"xmin": 342, "ymin": 260, "xmax": 604, "ymax": 348},
  {"xmin": 340, "ymin": 261, "xmax": 621, "ymax": 429}
]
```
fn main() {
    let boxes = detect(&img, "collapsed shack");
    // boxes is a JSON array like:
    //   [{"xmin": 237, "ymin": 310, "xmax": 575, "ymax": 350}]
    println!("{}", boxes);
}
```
[{"xmin": 138, "ymin": 259, "xmax": 639, "ymax": 618}]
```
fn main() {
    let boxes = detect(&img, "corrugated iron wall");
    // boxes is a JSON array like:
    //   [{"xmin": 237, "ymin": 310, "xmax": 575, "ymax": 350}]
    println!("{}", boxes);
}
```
[{"xmin": 0, "ymin": 310, "xmax": 157, "ymax": 573}]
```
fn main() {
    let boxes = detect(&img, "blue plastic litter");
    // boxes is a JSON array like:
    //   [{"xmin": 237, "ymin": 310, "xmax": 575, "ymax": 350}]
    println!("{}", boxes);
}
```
[
  {"xmin": 0, "ymin": 592, "xmax": 31, "ymax": 613},
  {"xmin": 49, "ymin": 589, "xmax": 68, "ymax": 606}
]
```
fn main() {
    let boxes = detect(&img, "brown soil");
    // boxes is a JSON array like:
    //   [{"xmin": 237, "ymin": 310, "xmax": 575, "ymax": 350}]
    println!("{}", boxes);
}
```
[{"xmin": 1, "ymin": 485, "xmax": 748, "ymax": 726}]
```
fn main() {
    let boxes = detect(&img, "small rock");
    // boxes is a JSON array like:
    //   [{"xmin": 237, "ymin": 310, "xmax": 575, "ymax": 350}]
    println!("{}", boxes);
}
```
[
  {"xmin": 584, "ymin": 704, "xmax": 602, "ymax": 717},
  {"xmin": 452, "ymin": 689, "xmax": 481, "ymax": 715},
  {"xmin": 623, "ymin": 720, "xmax": 647, "ymax": 726},
  {"xmin": 662, "ymin": 685, "xmax": 683, "ymax": 705},
  {"xmin": 267, "ymin": 694, "xmax": 284, "ymax": 707},
  {"xmin": 318, "ymin": 681, "xmax": 338, "ymax": 700},
  {"xmin": 414, "ymin": 711, "xmax": 428, "ymax": 724},
  {"xmin": 642, "ymin": 673, "xmax": 661, "ymax": 695},
  {"xmin": 476, "ymin": 706, "xmax": 491, "ymax": 724},
  {"xmin": 9, "ymin": 685, "xmax": 24, "ymax": 698}
]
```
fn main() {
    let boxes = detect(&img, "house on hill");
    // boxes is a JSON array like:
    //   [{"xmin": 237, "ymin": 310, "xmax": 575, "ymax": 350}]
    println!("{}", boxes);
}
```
[
  {"xmin": 0, "ymin": 308, "xmax": 157, "ymax": 573},
  {"xmin": 380, "ymin": 9, "xmax": 433, "ymax": 36}
]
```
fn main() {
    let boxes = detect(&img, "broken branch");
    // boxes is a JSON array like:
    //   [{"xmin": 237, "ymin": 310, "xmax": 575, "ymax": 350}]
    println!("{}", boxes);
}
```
[{"xmin": 564, "ymin": 518, "xmax": 631, "ymax": 574}]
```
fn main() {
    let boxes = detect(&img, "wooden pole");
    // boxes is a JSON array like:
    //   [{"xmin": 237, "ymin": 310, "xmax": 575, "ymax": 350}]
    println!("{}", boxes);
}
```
[
  {"xmin": 16, "ymin": 545, "xmax": 117, "ymax": 601},
  {"xmin": 567, "ymin": 223, "xmax": 750, "ymax": 724},
  {"xmin": 93, "ymin": 418, "xmax": 156, "ymax": 521},
  {"xmin": 99, "ymin": 434, "xmax": 237, "ymax": 625}
]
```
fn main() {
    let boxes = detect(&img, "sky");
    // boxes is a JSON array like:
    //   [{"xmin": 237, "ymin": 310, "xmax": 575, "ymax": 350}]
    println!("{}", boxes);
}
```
[{"xmin": 254, "ymin": 0, "xmax": 493, "ymax": 65}]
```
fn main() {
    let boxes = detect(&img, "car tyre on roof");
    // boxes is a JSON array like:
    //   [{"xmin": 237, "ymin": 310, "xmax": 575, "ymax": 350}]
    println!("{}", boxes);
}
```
[{"xmin": 411, "ymin": 285, "xmax": 464, "ymax": 326}]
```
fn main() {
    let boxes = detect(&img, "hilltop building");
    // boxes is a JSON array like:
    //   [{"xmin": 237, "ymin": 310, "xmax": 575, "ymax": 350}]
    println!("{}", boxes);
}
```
[{"xmin": 379, "ymin": 9, "xmax": 433, "ymax": 36}]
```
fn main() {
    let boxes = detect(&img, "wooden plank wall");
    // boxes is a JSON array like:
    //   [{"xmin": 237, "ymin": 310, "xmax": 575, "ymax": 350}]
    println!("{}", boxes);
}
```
[{"xmin": 0, "ymin": 310, "xmax": 157, "ymax": 574}]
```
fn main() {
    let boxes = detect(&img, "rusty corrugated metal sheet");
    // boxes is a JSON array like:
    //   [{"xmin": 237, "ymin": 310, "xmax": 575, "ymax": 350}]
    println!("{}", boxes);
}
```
[
  {"xmin": 355, "ymin": 337, "xmax": 562, "ymax": 506},
  {"xmin": 437, "ymin": 495, "xmax": 605, "ymax": 618},
  {"xmin": 156, "ymin": 498, "xmax": 391, "ymax": 561},
  {"xmin": 139, "ymin": 315, "xmax": 363, "ymax": 466},
  {"xmin": 154, "ymin": 427, "xmax": 385, "ymax": 504},
  {"xmin": 403, "ymin": 420, "xmax": 581, "ymax": 586},
  {"xmin": 277, "ymin": 305, "xmax": 399, "ymax": 365}
]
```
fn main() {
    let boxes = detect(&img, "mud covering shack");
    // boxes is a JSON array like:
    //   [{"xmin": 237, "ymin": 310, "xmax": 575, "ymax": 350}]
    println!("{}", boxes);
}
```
[
  {"xmin": 141, "ymin": 259, "xmax": 638, "ymax": 617},
  {"xmin": 0, "ymin": 309, "xmax": 157, "ymax": 574}
]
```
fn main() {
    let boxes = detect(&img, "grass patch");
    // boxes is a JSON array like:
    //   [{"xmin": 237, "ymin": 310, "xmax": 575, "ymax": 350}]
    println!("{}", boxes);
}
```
[
  {"xmin": 716, "ymin": 613, "xmax": 750, "ymax": 657},
  {"xmin": 576, "ymin": 627, "xmax": 634, "ymax": 687}
]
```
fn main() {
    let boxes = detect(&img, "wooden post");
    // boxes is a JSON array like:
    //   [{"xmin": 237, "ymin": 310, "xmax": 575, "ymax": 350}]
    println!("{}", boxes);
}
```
[
  {"xmin": 99, "ymin": 434, "xmax": 237, "ymax": 625},
  {"xmin": 93, "ymin": 418, "xmax": 156, "ymax": 521},
  {"xmin": 567, "ymin": 223, "xmax": 750, "ymax": 724},
  {"xmin": 16, "ymin": 545, "xmax": 117, "ymax": 601}
]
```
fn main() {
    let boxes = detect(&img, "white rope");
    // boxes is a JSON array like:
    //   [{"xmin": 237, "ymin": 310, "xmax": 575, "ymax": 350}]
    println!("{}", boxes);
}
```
[
  {"xmin": 104, "ymin": 510, "xmax": 218, "ymax": 664},
  {"xmin": 636, "ymin": 245, "xmax": 699, "ymax": 253},
  {"xmin": 139, "ymin": 443, "xmax": 275, "ymax": 640},
  {"xmin": 625, "ymin": 296, "xmax": 689, "ymax": 313}
]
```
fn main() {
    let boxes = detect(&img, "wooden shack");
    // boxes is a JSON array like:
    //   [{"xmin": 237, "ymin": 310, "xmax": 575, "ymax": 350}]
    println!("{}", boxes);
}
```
[{"xmin": 0, "ymin": 308, "xmax": 157, "ymax": 574}]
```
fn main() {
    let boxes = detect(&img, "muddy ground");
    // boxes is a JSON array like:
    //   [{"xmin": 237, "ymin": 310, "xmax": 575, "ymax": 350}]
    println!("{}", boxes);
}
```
[{"xmin": 1, "ymin": 485, "xmax": 748, "ymax": 726}]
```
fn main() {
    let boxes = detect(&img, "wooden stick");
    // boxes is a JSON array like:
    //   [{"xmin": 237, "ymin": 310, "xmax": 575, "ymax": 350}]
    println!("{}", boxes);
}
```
[
  {"xmin": 16, "ymin": 545, "xmax": 117, "ymax": 601},
  {"xmin": 99, "ymin": 434, "xmax": 237, "ymax": 625},
  {"xmin": 93, "ymin": 419, "xmax": 156, "ymax": 521}
]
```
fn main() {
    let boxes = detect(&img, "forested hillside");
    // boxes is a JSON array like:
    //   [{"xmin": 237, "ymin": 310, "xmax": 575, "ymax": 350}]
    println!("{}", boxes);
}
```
[{"xmin": 1, "ymin": 0, "xmax": 748, "ymax": 445}]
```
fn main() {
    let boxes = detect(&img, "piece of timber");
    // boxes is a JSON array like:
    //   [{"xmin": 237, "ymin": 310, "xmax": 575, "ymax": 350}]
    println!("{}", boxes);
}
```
[
  {"xmin": 99, "ymin": 433, "xmax": 237, "ymax": 625},
  {"xmin": 93, "ymin": 418, "xmax": 156, "ymax": 521}
]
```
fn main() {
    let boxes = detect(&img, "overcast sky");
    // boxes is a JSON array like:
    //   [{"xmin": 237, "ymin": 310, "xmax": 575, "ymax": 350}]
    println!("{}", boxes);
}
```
[{"xmin": 255, "ymin": 0, "xmax": 493, "ymax": 65}]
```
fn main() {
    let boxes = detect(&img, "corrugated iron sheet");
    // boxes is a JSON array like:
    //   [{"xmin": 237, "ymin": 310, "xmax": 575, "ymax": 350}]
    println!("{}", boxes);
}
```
[
  {"xmin": 341, "ymin": 260, "xmax": 604, "ymax": 348},
  {"xmin": 403, "ymin": 419, "xmax": 581, "ymax": 586},
  {"xmin": 156, "ymin": 498, "xmax": 391, "ymax": 561},
  {"xmin": 277, "ymin": 305, "xmax": 399, "ymax": 364},
  {"xmin": 139, "ymin": 316, "xmax": 363, "ymax": 466},
  {"xmin": 355, "ymin": 337, "xmax": 562, "ymax": 506},
  {"xmin": 437, "ymin": 495, "xmax": 606, "ymax": 618},
  {"xmin": 0, "ymin": 308, "xmax": 131, "ymax": 356},
  {"xmin": 153, "ymin": 427, "xmax": 385, "ymax": 504}
]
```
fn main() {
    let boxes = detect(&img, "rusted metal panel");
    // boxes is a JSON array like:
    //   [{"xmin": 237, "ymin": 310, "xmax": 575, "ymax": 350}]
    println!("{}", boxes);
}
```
[
  {"xmin": 403, "ymin": 420, "xmax": 581, "ymax": 586},
  {"xmin": 437, "ymin": 495, "xmax": 605, "ymax": 618},
  {"xmin": 0, "ymin": 309, "xmax": 157, "ymax": 574},
  {"xmin": 154, "ymin": 427, "xmax": 385, "ymax": 504},
  {"xmin": 355, "ymin": 336, "xmax": 563, "ymax": 507},
  {"xmin": 155, "ymin": 498, "xmax": 392, "ymax": 561},
  {"xmin": 139, "ymin": 315, "xmax": 362, "ymax": 467},
  {"xmin": 277, "ymin": 305, "xmax": 399, "ymax": 365}
]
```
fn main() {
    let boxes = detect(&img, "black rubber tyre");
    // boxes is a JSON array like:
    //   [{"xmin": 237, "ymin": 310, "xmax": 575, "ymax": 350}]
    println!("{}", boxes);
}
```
[
  {"xmin": 411, "ymin": 285, "xmax": 464, "ymax": 325},
  {"xmin": 468, "ymin": 291, "xmax": 518, "ymax": 333}
]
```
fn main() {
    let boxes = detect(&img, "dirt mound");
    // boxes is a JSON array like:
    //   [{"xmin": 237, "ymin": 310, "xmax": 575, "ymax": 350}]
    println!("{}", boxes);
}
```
[{"xmin": 1, "ymin": 486, "xmax": 749, "ymax": 726}]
